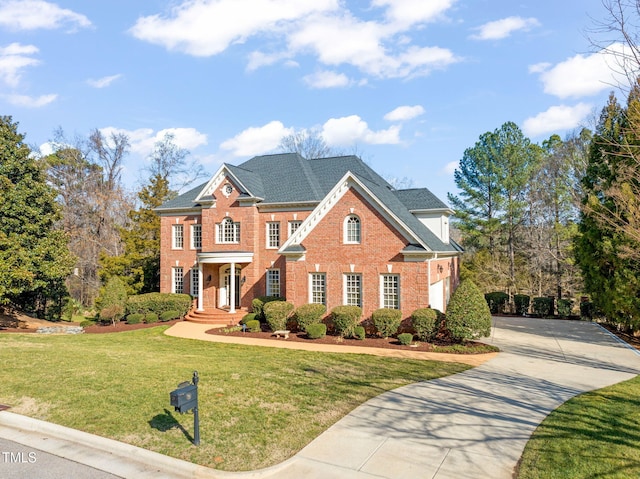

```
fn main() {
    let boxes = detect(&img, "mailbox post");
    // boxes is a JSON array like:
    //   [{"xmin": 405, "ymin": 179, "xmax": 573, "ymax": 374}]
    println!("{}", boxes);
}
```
[{"xmin": 170, "ymin": 371, "xmax": 200, "ymax": 446}]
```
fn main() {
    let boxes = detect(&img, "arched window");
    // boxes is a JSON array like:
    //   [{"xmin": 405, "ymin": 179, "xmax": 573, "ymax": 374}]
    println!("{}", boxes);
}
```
[
  {"xmin": 344, "ymin": 215, "xmax": 361, "ymax": 244},
  {"xmin": 217, "ymin": 217, "xmax": 240, "ymax": 243}
]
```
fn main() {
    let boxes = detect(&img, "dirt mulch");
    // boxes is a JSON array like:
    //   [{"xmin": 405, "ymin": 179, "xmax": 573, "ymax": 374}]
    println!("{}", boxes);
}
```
[
  {"xmin": 82, "ymin": 319, "xmax": 181, "ymax": 334},
  {"xmin": 205, "ymin": 326, "xmax": 495, "ymax": 354}
]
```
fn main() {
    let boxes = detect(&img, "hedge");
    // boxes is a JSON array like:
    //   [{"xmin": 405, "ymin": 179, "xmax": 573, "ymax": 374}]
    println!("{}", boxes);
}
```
[
  {"xmin": 532, "ymin": 297, "xmax": 554, "ymax": 317},
  {"xmin": 145, "ymin": 313, "xmax": 158, "ymax": 323},
  {"xmin": 330, "ymin": 305, "xmax": 362, "ymax": 337},
  {"xmin": 160, "ymin": 310, "xmax": 180, "ymax": 322},
  {"xmin": 514, "ymin": 294, "xmax": 530, "ymax": 316},
  {"xmin": 293, "ymin": 303, "xmax": 326, "ymax": 332},
  {"xmin": 126, "ymin": 293, "xmax": 191, "ymax": 318},
  {"xmin": 252, "ymin": 296, "xmax": 285, "ymax": 321},
  {"xmin": 410, "ymin": 308, "xmax": 440, "ymax": 341},
  {"xmin": 263, "ymin": 301, "xmax": 294, "ymax": 332},
  {"xmin": 126, "ymin": 313, "xmax": 144, "ymax": 324},
  {"xmin": 484, "ymin": 291, "xmax": 509, "ymax": 314},
  {"xmin": 372, "ymin": 308, "xmax": 402, "ymax": 338},
  {"xmin": 557, "ymin": 299, "xmax": 573, "ymax": 317}
]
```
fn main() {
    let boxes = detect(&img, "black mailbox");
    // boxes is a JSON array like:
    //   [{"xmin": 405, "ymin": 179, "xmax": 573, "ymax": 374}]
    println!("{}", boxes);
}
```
[{"xmin": 170, "ymin": 383, "xmax": 198, "ymax": 413}]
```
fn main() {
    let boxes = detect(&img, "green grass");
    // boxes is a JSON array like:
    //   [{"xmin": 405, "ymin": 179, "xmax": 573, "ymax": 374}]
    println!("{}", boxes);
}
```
[
  {"xmin": 517, "ymin": 375, "xmax": 640, "ymax": 479},
  {"xmin": 0, "ymin": 326, "xmax": 469, "ymax": 471}
]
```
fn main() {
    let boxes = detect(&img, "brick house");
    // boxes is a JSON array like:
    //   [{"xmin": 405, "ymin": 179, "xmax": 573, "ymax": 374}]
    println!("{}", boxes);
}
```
[{"xmin": 156, "ymin": 153, "xmax": 462, "ymax": 323}]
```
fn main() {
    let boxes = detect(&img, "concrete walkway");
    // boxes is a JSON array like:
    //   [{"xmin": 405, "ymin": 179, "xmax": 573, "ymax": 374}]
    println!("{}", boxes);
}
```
[{"xmin": 1, "ymin": 317, "xmax": 639, "ymax": 478}]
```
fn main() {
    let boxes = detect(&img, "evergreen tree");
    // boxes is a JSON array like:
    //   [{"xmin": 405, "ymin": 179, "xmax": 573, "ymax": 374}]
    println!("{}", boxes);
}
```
[{"xmin": 0, "ymin": 116, "xmax": 74, "ymax": 317}]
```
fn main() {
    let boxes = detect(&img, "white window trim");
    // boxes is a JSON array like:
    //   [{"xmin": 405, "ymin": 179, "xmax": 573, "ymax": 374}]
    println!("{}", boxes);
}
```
[
  {"xmin": 309, "ymin": 272, "xmax": 326, "ymax": 305},
  {"xmin": 288, "ymin": 220, "xmax": 302, "ymax": 238},
  {"xmin": 217, "ymin": 218, "xmax": 240, "ymax": 244},
  {"xmin": 190, "ymin": 224, "xmax": 202, "ymax": 250},
  {"xmin": 172, "ymin": 267, "xmax": 184, "ymax": 294},
  {"xmin": 380, "ymin": 274, "xmax": 400, "ymax": 309},
  {"xmin": 266, "ymin": 268, "xmax": 281, "ymax": 297},
  {"xmin": 343, "ymin": 273, "xmax": 362, "ymax": 307},
  {"xmin": 343, "ymin": 215, "xmax": 361, "ymax": 244},
  {"xmin": 266, "ymin": 221, "xmax": 280, "ymax": 249},
  {"xmin": 172, "ymin": 224, "xmax": 184, "ymax": 249},
  {"xmin": 190, "ymin": 268, "xmax": 199, "ymax": 297}
]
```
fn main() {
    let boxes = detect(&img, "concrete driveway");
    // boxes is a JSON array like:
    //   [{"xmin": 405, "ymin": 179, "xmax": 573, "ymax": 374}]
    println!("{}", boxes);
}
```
[{"xmin": 1, "ymin": 317, "xmax": 639, "ymax": 479}]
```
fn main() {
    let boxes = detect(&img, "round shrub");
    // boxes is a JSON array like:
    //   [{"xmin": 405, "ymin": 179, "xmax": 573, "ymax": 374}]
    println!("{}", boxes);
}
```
[
  {"xmin": 79, "ymin": 320, "xmax": 94, "ymax": 327},
  {"xmin": 410, "ymin": 308, "xmax": 440, "ymax": 341},
  {"xmin": 294, "ymin": 303, "xmax": 326, "ymax": 332},
  {"xmin": 145, "ymin": 313, "xmax": 158, "ymax": 323},
  {"xmin": 354, "ymin": 325, "xmax": 366, "ymax": 340},
  {"xmin": 126, "ymin": 313, "xmax": 144, "ymax": 324},
  {"xmin": 160, "ymin": 310, "xmax": 180, "ymax": 322},
  {"xmin": 330, "ymin": 305, "xmax": 362, "ymax": 337},
  {"xmin": 306, "ymin": 323, "xmax": 327, "ymax": 339},
  {"xmin": 445, "ymin": 280, "xmax": 492, "ymax": 342},
  {"xmin": 398, "ymin": 333, "xmax": 413, "ymax": 345},
  {"xmin": 372, "ymin": 308, "xmax": 402, "ymax": 338},
  {"xmin": 514, "ymin": 294, "xmax": 530, "ymax": 316},
  {"xmin": 263, "ymin": 301, "xmax": 294, "ymax": 332},
  {"xmin": 245, "ymin": 319, "xmax": 261, "ymax": 332},
  {"xmin": 240, "ymin": 313, "xmax": 257, "ymax": 325},
  {"xmin": 252, "ymin": 296, "xmax": 285, "ymax": 321}
]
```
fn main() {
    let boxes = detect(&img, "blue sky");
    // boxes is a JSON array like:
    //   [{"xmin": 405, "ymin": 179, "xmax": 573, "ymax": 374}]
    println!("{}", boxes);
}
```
[{"xmin": 0, "ymin": 0, "xmax": 626, "ymax": 200}]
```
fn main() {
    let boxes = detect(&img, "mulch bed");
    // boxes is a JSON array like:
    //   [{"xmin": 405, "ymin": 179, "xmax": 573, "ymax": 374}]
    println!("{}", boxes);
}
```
[
  {"xmin": 205, "ymin": 326, "xmax": 492, "ymax": 354},
  {"xmin": 600, "ymin": 323, "xmax": 640, "ymax": 350}
]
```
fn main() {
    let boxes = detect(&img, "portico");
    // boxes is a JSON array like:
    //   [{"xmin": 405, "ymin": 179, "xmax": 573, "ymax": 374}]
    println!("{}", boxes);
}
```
[{"xmin": 196, "ymin": 251, "xmax": 254, "ymax": 314}]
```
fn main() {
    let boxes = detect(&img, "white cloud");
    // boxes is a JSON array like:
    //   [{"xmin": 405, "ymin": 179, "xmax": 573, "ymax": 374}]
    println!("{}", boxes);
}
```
[
  {"xmin": 321, "ymin": 115, "xmax": 401, "ymax": 146},
  {"xmin": 534, "ymin": 43, "xmax": 630, "ymax": 98},
  {"xmin": 470, "ymin": 16, "xmax": 540, "ymax": 40},
  {"xmin": 384, "ymin": 105, "xmax": 425, "ymax": 121},
  {"xmin": 443, "ymin": 160, "xmax": 458, "ymax": 175},
  {"xmin": 6, "ymin": 93, "xmax": 57, "ymax": 107},
  {"xmin": 303, "ymin": 70, "xmax": 350, "ymax": 88},
  {"xmin": 99, "ymin": 126, "xmax": 208, "ymax": 157},
  {"xmin": 0, "ymin": 0, "xmax": 91, "ymax": 31},
  {"xmin": 87, "ymin": 74, "xmax": 122, "ymax": 88},
  {"xmin": 523, "ymin": 103, "xmax": 592, "ymax": 137},
  {"xmin": 220, "ymin": 121, "xmax": 293, "ymax": 156},
  {"xmin": 0, "ymin": 43, "xmax": 40, "ymax": 87},
  {"xmin": 130, "ymin": 0, "xmax": 339, "ymax": 57},
  {"xmin": 130, "ymin": 0, "xmax": 460, "ymax": 81}
]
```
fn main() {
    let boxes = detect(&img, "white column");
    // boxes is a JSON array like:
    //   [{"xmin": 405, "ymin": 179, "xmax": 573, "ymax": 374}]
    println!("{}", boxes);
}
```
[
  {"xmin": 229, "ymin": 262, "xmax": 236, "ymax": 313},
  {"xmin": 197, "ymin": 262, "xmax": 204, "ymax": 311}
]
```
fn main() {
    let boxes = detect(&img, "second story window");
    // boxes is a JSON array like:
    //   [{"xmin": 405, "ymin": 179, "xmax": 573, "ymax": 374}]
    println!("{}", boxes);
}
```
[
  {"xmin": 288, "ymin": 220, "xmax": 302, "ymax": 237},
  {"xmin": 217, "ymin": 217, "xmax": 240, "ymax": 244},
  {"xmin": 267, "ymin": 222, "xmax": 280, "ymax": 248},
  {"xmin": 344, "ymin": 215, "xmax": 361, "ymax": 244},
  {"xmin": 172, "ymin": 224, "xmax": 184, "ymax": 249},
  {"xmin": 191, "ymin": 224, "xmax": 202, "ymax": 249}
]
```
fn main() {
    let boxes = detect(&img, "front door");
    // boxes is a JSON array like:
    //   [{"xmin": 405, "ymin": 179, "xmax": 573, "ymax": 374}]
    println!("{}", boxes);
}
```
[{"xmin": 220, "ymin": 265, "xmax": 241, "ymax": 309}]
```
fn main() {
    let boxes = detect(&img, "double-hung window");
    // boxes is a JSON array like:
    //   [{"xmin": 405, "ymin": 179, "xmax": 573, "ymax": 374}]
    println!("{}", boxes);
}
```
[
  {"xmin": 217, "ymin": 218, "xmax": 240, "ymax": 243},
  {"xmin": 344, "ymin": 273, "xmax": 362, "ymax": 307},
  {"xmin": 172, "ymin": 267, "xmax": 184, "ymax": 294},
  {"xmin": 172, "ymin": 224, "xmax": 184, "ymax": 249},
  {"xmin": 310, "ymin": 273, "xmax": 326, "ymax": 305},
  {"xmin": 266, "ymin": 269, "xmax": 280, "ymax": 297},
  {"xmin": 267, "ymin": 222, "xmax": 280, "ymax": 248},
  {"xmin": 191, "ymin": 224, "xmax": 202, "ymax": 249},
  {"xmin": 288, "ymin": 220, "xmax": 302, "ymax": 237},
  {"xmin": 190, "ymin": 268, "xmax": 200, "ymax": 297},
  {"xmin": 381, "ymin": 275, "xmax": 400, "ymax": 309}
]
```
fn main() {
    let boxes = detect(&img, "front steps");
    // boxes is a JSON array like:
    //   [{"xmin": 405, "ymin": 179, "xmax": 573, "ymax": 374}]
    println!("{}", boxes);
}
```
[{"xmin": 184, "ymin": 307, "xmax": 247, "ymax": 325}]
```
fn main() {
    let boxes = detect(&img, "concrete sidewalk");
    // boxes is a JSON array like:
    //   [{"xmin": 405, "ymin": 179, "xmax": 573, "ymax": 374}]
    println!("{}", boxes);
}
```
[{"xmin": 1, "ymin": 317, "xmax": 639, "ymax": 478}]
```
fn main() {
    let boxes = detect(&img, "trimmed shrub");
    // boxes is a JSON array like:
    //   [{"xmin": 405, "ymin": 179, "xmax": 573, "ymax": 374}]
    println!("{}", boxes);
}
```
[
  {"xmin": 264, "ymin": 301, "xmax": 294, "ymax": 332},
  {"xmin": 514, "ymin": 294, "xmax": 530, "ymax": 316},
  {"xmin": 252, "ymin": 296, "xmax": 285, "ymax": 321},
  {"xmin": 532, "ymin": 297, "xmax": 554, "ymax": 317},
  {"xmin": 145, "ymin": 313, "xmax": 158, "ymax": 323},
  {"xmin": 445, "ymin": 280, "xmax": 492, "ymax": 341},
  {"xmin": 126, "ymin": 293, "xmax": 191, "ymax": 318},
  {"xmin": 294, "ymin": 303, "xmax": 326, "ymax": 332},
  {"xmin": 354, "ymin": 325, "xmax": 366, "ymax": 340},
  {"xmin": 372, "ymin": 308, "xmax": 402, "ymax": 338},
  {"xmin": 410, "ymin": 308, "xmax": 440, "ymax": 341},
  {"xmin": 245, "ymin": 319, "xmax": 261, "ymax": 332},
  {"xmin": 330, "ymin": 305, "xmax": 362, "ymax": 337},
  {"xmin": 126, "ymin": 313, "xmax": 144, "ymax": 324},
  {"xmin": 240, "ymin": 313, "xmax": 257, "ymax": 325},
  {"xmin": 398, "ymin": 333, "xmax": 413, "ymax": 345},
  {"xmin": 99, "ymin": 304, "xmax": 124, "ymax": 326},
  {"xmin": 306, "ymin": 323, "xmax": 327, "ymax": 339},
  {"xmin": 557, "ymin": 299, "xmax": 573, "ymax": 317},
  {"xmin": 160, "ymin": 310, "xmax": 180, "ymax": 322},
  {"xmin": 79, "ymin": 320, "xmax": 94, "ymax": 327},
  {"xmin": 484, "ymin": 291, "xmax": 509, "ymax": 314}
]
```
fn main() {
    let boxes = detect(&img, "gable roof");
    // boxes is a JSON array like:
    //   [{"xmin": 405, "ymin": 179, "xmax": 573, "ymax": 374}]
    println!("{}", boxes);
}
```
[{"xmin": 157, "ymin": 153, "xmax": 458, "ymax": 253}]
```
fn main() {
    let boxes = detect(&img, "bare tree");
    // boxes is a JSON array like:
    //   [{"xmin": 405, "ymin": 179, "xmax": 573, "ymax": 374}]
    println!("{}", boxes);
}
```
[
  {"xmin": 146, "ymin": 132, "xmax": 207, "ymax": 193},
  {"xmin": 278, "ymin": 130, "xmax": 339, "ymax": 159}
]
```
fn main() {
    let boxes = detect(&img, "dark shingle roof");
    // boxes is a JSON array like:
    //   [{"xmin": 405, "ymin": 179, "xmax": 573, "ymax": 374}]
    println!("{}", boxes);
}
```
[{"xmin": 157, "ymin": 153, "xmax": 458, "ymax": 252}]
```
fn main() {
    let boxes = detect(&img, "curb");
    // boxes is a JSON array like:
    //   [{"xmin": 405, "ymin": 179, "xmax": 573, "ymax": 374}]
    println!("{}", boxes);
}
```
[{"xmin": 0, "ymin": 411, "xmax": 293, "ymax": 479}]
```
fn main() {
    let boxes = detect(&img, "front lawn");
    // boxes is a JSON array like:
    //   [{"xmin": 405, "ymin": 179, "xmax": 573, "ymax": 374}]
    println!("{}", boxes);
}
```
[
  {"xmin": 517, "ymin": 375, "xmax": 640, "ymax": 479},
  {"xmin": 0, "ymin": 326, "xmax": 469, "ymax": 471}
]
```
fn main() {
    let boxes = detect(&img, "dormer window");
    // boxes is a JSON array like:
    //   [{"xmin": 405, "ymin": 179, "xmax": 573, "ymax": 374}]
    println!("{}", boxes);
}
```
[
  {"xmin": 344, "ymin": 215, "xmax": 361, "ymax": 244},
  {"xmin": 217, "ymin": 217, "xmax": 240, "ymax": 243}
]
